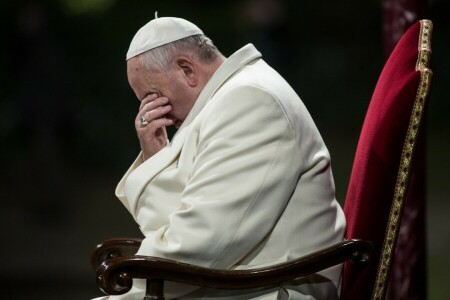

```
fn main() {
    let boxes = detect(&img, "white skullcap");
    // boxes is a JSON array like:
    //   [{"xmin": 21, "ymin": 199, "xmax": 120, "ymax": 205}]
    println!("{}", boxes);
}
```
[{"xmin": 126, "ymin": 16, "xmax": 204, "ymax": 60}]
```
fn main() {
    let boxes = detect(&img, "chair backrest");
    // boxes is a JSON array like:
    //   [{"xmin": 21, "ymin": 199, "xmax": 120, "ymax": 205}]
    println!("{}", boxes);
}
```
[{"xmin": 341, "ymin": 19, "xmax": 433, "ymax": 300}]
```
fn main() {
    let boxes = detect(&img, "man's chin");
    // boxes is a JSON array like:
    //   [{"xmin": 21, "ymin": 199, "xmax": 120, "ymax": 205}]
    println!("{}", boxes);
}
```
[{"xmin": 174, "ymin": 120, "xmax": 183, "ymax": 128}]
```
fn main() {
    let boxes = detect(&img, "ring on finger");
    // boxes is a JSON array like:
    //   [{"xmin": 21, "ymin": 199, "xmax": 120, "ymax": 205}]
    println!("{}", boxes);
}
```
[{"xmin": 140, "ymin": 116, "xmax": 149, "ymax": 126}]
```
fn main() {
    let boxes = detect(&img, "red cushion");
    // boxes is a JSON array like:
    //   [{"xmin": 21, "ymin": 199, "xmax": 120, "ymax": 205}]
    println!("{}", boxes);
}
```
[{"xmin": 341, "ymin": 20, "xmax": 427, "ymax": 300}]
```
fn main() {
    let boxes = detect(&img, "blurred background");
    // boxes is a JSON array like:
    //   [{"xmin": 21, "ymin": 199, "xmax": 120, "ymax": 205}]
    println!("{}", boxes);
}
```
[{"xmin": 1, "ymin": 0, "xmax": 448, "ymax": 299}]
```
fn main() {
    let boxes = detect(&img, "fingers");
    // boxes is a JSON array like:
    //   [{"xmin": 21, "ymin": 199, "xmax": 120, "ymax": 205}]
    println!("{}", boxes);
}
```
[
  {"xmin": 136, "ymin": 105, "xmax": 172, "ymax": 128},
  {"xmin": 134, "ymin": 94, "xmax": 172, "ymax": 159},
  {"xmin": 139, "ymin": 93, "xmax": 159, "ymax": 110},
  {"xmin": 140, "ymin": 96, "xmax": 169, "ymax": 114},
  {"xmin": 136, "ymin": 95, "xmax": 172, "ymax": 129},
  {"xmin": 147, "ymin": 117, "xmax": 174, "ymax": 130}
]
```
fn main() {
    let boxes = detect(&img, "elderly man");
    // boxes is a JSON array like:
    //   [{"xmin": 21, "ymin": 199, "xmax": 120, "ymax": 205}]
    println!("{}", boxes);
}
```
[{"xmin": 95, "ymin": 16, "xmax": 346, "ymax": 300}]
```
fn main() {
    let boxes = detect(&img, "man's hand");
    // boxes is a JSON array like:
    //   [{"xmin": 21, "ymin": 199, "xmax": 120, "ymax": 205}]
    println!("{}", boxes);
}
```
[{"xmin": 135, "ymin": 93, "xmax": 173, "ymax": 160}]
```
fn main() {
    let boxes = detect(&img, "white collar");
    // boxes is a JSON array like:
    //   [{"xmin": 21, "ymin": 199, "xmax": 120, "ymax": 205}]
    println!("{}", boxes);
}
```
[{"xmin": 175, "ymin": 44, "xmax": 262, "ymax": 133}]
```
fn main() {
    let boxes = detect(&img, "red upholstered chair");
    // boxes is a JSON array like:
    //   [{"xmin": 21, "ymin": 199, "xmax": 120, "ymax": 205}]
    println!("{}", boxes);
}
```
[
  {"xmin": 91, "ymin": 19, "xmax": 433, "ymax": 300},
  {"xmin": 341, "ymin": 19, "xmax": 432, "ymax": 300}
]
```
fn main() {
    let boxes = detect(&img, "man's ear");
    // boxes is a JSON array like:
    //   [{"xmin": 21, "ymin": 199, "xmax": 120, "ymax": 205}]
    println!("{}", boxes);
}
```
[{"xmin": 175, "ymin": 58, "xmax": 198, "ymax": 87}]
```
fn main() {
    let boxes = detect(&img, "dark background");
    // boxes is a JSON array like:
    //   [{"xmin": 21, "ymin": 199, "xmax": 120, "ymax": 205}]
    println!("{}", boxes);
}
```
[{"xmin": 1, "ymin": 0, "xmax": 448, "ymax": 299}]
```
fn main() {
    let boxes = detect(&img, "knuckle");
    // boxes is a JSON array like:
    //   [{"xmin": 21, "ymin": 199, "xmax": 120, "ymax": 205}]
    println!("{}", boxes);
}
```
[{"xmin": 144, "ymin": 101, "xmax": 153, "ymax": 109}]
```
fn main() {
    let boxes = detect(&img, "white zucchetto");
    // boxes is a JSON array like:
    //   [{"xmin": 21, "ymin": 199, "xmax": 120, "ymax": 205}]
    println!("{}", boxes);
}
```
[{"xmin": 126, "ymin": 16, "xmax": 204, "ymax": 60}]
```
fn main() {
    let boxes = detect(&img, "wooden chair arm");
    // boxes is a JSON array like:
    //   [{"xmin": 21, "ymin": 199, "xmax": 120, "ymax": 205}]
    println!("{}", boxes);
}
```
[
  {"xmin": 91, "ymin": 237, "xmax": 143, "ymax": 271},
  {"xmin": 96, "ymin": 239, "xmax": 371, "ymax": 299}
]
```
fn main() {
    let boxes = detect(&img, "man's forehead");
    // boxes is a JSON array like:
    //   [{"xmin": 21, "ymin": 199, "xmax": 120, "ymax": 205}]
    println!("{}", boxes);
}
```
[{"xmin": 127, "ymin": 57, "xmax": 141, "ymax": 72}]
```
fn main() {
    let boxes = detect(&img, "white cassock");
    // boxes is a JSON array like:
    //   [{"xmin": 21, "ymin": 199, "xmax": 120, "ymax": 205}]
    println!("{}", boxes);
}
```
[{"xmin": 100, "ymin": 44, "xmax": 346, "ymax": 300}]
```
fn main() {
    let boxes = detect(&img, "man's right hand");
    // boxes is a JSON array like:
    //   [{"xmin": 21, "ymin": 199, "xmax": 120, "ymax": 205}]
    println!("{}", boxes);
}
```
[{"xmin": 135, "ymin": 93, "xmax": 174, "ymax": 160}]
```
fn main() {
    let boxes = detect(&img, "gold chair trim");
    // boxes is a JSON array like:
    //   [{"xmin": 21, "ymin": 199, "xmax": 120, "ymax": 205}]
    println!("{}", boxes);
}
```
[{"xmin": 371, "ymin": 19, "xmax": 433, "ymax": 300}]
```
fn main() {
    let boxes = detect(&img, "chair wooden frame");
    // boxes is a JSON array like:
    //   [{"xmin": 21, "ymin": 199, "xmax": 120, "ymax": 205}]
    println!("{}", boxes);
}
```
[{"xmin": 92, "ymin": 239, "xmax": 371, "ymax": 299}]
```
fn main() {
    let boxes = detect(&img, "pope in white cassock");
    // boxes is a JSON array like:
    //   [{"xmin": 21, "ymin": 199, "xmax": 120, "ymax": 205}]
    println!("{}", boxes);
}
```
[{"xmin": 93, "ymin": 15, "xmax": 346, "ymax": 300}]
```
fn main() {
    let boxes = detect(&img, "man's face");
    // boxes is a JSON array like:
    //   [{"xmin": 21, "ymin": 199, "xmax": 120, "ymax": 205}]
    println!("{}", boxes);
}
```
[{"xmin": 127, "ymin": 57, "xmax": 196, "ymax": 128}]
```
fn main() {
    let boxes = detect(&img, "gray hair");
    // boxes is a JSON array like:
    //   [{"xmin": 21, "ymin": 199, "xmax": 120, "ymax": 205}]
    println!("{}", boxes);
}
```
[{"xmin": 138, "ymin": 34, "xmax": 222, "ymax": 71}]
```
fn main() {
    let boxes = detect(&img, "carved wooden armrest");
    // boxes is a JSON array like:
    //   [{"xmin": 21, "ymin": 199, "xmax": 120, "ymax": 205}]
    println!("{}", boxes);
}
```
[
  {"xmin": 96, "ymin": 239, "xmax": 371, "ymax": 300},
  {"xmin": 91, "ymin": 237, "xmax": 143, "ymax": 271}
]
